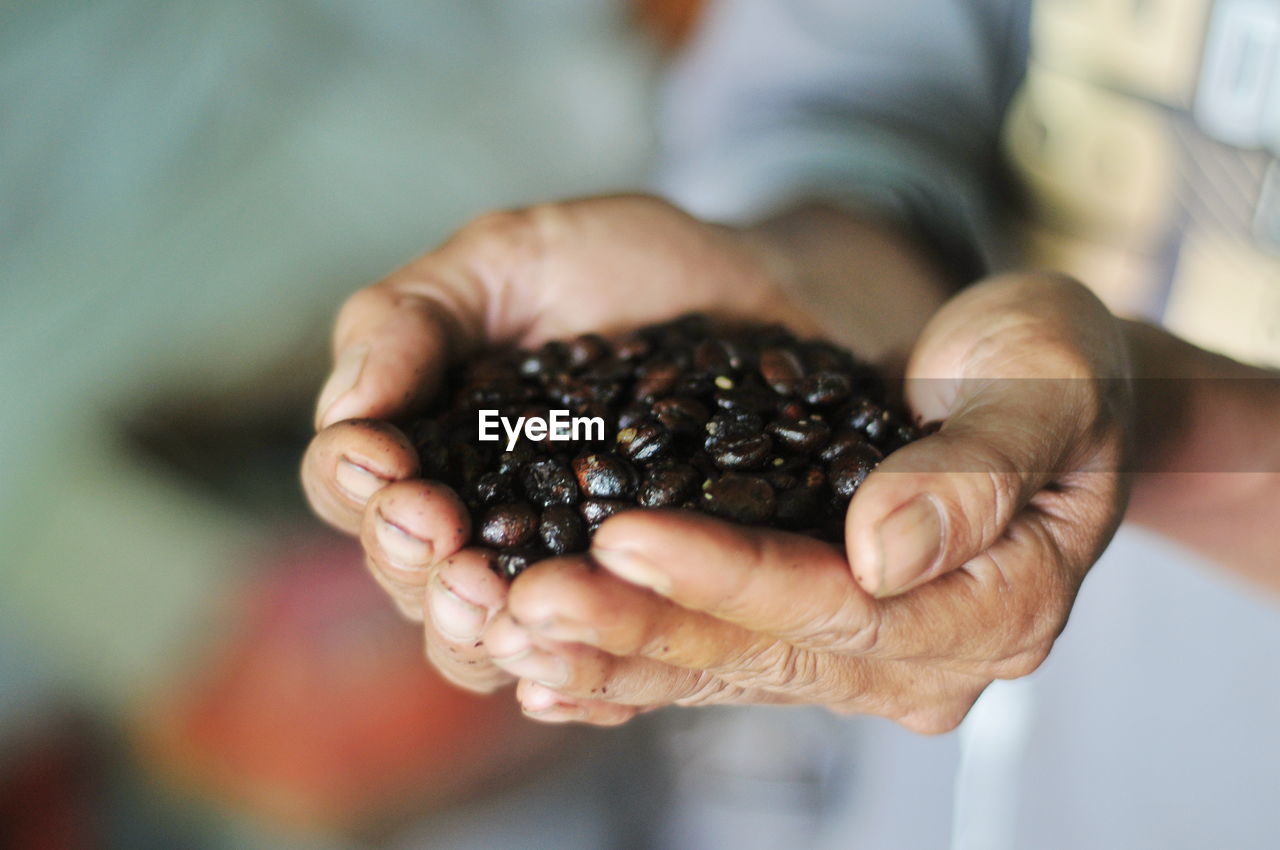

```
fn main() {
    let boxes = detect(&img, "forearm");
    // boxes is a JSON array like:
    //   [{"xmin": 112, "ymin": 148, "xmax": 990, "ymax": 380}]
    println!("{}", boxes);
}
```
[
  {"xmin": 1124, "ymin": 320, "xmax": 1280, "ymax": 589},
  {"xmin": 743, "ymin": 204, "xmax": 957, "ymax": 369}
]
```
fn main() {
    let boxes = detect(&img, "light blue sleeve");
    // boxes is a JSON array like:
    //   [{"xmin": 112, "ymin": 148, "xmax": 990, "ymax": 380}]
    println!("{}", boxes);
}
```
[{"xmin": 656, "ymin": 0, "xmax": 1029, "ymax": 279}]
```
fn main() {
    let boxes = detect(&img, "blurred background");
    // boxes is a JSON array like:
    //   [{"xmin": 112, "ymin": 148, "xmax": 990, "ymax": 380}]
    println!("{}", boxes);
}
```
[
  {"xmin": 1, "ymin": 1, "xmax": 683, "ymax": 846},
  {"xmin": 5, "ymin": 2, "xmax": 1280, "ymax": 849}
]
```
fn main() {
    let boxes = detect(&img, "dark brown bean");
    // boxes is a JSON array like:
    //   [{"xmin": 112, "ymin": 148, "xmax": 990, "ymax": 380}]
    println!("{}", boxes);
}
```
[
  {"xmin": 639, "ymin": 462, "xmax": 699, "ymax": 507},
  {"xmin": 617, "ymin": 422, "xmax": 673, "ymax": 462},
  {"xmin": 479, "ymin": 503, "xmax": 539, "ymax": 549},
  {"xmin": 540, "ymin": 504, "xmax": 587, "ymax": 555},
  {"xmin": 801, "ymin": 371, "xmax": 853, "ymax": 407},
  {"xmin": 829, "ymin": 444, "xmax": 883, "ymax": 500},
  {"xmin": 520, "ymin": 458, "xmax": 579, "ymax": 506},
  {"xmin": 566, "ymin": 333, "xmax": 609, "ymax": 370},
  {"xmin": 759, "ymin": 347, "xmax": 805, "ymax": 395},
  {"xmin": 579, "ymin": 499, "xmax": 631, "ymax": 529},
  {"xmin": 653, "ymin": 396, "xmax": 710, "ymax": 435},
  {"xmin": 494, "ymin": 544, "xmax": 546, "ymax": 580},
  {"xmin": 632, "ymin": 359, "xmax": 681, "ymax": 401},
  {"xmin": 768, "ymin": 416, "xmax": 831, "ymax": 454},
  {"xmin": 702, "ymin": 474, "xmax": 776, "ymax": 524},
  {"xmin": 572, "ymin": 452, "xmax": 638, "ymax": 499},
  {"xmin": 708, "ymin": 432, "xmax": 773, "ymax": 470}
]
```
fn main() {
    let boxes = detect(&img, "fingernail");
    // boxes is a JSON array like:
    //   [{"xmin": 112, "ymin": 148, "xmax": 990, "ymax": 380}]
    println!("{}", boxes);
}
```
[
  {"xmin": 335, "ymin": 458, "xmax": 388, "ymax": 502},
  {"xmin": 316, "ymin": 345, "xmax": 369, "ymax": 429},
  {"xmin": 591, "ymin": 547, "xmax": 671, "ymax": 595},
  {"xmin": 428, "ymin": 577, "xmax": 488, "ymax": 641},
  {"xmin": 493, "ymin": 647, "xmax": 569, "ymax": 688},
  {"xmin": 875, "ymin": 494, "xmax": 943, "ymax": 596},
  {"xmin": 521, "ymin": 682, "xmax": 560, "ymax": 712},
  {"xmin": 376, "ymin": 513, "xmax": 433, "ymax": 570},
  {"xmin": 526, "ymin": 703, "xmax": 586, "ymax": 723}
]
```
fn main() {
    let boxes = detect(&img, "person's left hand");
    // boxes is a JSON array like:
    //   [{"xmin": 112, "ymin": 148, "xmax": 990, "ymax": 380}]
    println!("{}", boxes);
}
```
[{"xmin": 484, "ymin": 273, "xmax": 1132, "ymax": 731}]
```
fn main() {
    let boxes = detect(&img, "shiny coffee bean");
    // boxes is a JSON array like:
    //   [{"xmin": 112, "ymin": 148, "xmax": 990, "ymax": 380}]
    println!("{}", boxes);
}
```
[
  {"xmin": 801, "ymin": 371, "xmax": 853, "ymax": 407},
  {"xmin": 767, "ymin": 416, "xmax": 831, "ymax": 454},
  {"xmin": 579, "ymin": 498, "xmax": 631, "ymax": 529},
  {"xmin": 466, "ymin": 471, "xmax": 515, "ymax": 507},
  {"xmin": 759, "ymin": 347, "xmax": 806, "ymax": 395},
  {"xmin": 639, "ymin": 461, "xmax": 699, "ymax": 507},
  {"xmin": 632, "ymin": 358, "xmax": 681, "ymax": 401},
  {"xmin": 829, "ymin": 443, "xmax": 883, "ymax": 500},
  {"xmin": 617, "ymin": 422, "xmax": 673, "ymax": 462},
  {"xmin": 653, "ymin": 396, "xmax": 710, "ymax": 435},
  {"xmin": 708, "ymin": 432, "xmax": 773, "ymax": 470},
  {"xmin": 520, "ymin": 458, "xmax": 579, "ymax": 506},
  {"xmin": 702, "ymin": 474, "xmax": 776, "ymax": 524},
  {"xmin": 573, "ymin": 452, "xmax": 637, "ymax": 499},
  {"xmin": 479, "ymin": 503, "xmax": 539, "ymax": 549},
  {"xmin": 567, "ymin": 333, "xmax": 609, "ymax": 370},
  {"xmin": 494, "ymin": 544, "xmax": 547, "ymax": 580},
  {"xmin": 539, "ymin": 504, "xmax": 587, "ymax": 555}
]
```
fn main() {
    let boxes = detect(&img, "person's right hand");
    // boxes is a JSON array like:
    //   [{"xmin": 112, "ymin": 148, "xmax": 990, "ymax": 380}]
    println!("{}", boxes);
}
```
[{"xmin": 300, "ymin": 195, "xmax": 826, "ymax": 692}]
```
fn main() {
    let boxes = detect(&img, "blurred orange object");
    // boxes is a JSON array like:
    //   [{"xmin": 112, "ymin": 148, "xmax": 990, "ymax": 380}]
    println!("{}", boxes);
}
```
[
  {"xmin": 632, "ymin": 0, "xmax": 706, "ymax": 51},
  {"xmin": 132, "ymin": 535, "xmax": 560, "ymax": 835}
]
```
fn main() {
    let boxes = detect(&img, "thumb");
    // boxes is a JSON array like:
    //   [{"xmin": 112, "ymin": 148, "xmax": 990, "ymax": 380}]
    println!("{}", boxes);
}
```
[{"xmin": 846, "ymin": 378, "xmax": 1090, "ymax": 597}]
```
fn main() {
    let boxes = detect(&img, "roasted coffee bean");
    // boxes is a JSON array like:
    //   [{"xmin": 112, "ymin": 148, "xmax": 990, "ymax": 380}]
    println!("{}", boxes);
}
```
[
  {"xmin": 694, "ymin": 338, "xmax": 745, "ymax": 373},
  {"xmin": 572, "ymin": 452, "xmax": 637, "ymax": 499},
  {"xmin": 705, "ymin": 409, "xmax": 764, "ymax": 442},
  {"xmin": 653, "ymin": 396, "xmax": 710, "ymax": 435},
  {"xmin": 518, "ymin": 342, "xmax": 567, "ymax": 377},
  {"xmin": 494, "ymin": 544, "xmax": 546, "ymax": 580},
  {"xmin": 702, "ymin": 474, "xmax": 775, "ymax": 524},
  {"xmin": 819, "ymin": 430, "xmax": 869, "ymax": 464},
  {"xmin": 579, "ymin": 498, "xmax": 631, "ymax": 529},
  {"xmin": 829, "ymin": 443, "xmax": 883, "ymax": 500},
  {"xmin": 708, "ymin": 432, "xmax": 773, "ymax": 470},
  {"xmin": 479, "ymin": 503, "xmax": 539, "ymax": 549},
  {"xmin": 759, "ymin": 347, "xmax": 806, "ymax": 395},
  {"xmin": 632, "ymin": 358, "xmax": 681, "ymax": 401},
  {"xmin": 617, "ymin": 401, "xmax": 652, "ymax": 430},
  {"xmin": 672, "ymin": 372, "xmax": 715, "ymax": 397},
  {"xmin": 567, "ymin": 333, "xmax": 609, "ymax": 370},
  {"xmin": 539, "ymin": 504, "xmax": 587, "ymax": 555},
  {"xmin": 617, "ymin": 422, "xmax": 672, "ymax": 462},
  {"xmin": 407, "ymin": 314, "xmax": 923, "ymax": 580},
  {"xmin": 639, "ymin": 461, "xmax": 699, "ymax": 507},
  {"xmin": 497, "ymin": 443, "xmax": 541, "ymax": 475},
  {"xmin": 614, "ymin": 332, "xmax": 653, "ymax": 361},
  {"xmin": 801, "ymin": 371, "xmax": 853, "ymax": 407},
  {"xmin": 466, "ymin": 471, "xmax": 515, "ymax": 507},
  {"xmin": 520, "ymin": 458, "xmax": 579, "ymax": 506},
  {"xmin": 768, "ymin": 416, "xmax": 831, "ymax": 454}
]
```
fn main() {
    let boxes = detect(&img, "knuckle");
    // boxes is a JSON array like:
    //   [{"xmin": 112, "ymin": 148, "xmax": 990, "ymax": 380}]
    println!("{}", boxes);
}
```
[{"xmin": 674, "ymin": 673, "xmax": 737, "ymax": 707}]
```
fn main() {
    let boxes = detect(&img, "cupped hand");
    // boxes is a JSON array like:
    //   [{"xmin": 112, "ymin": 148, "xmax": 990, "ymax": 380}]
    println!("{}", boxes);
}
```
[
  {"xmin": 490, "ymin": 273, "xmax": 1133, "ymax": 730},
  {"xmin": 301, "ymin": 195, "xmax": 821, "ymax": 692}
]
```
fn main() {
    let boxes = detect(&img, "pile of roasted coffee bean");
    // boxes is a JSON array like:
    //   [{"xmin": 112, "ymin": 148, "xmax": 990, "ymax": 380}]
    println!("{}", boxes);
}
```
[{"xmin": 408, "ymin": 315, "xmax": 923, "ymax": 579}]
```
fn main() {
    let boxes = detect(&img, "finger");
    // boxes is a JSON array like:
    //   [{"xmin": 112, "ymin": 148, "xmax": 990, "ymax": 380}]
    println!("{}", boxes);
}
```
[
  {"xmin": 588, "ymin": 512, "xmax": 880, "ymax": 655},
  {"xmin": 505, "ymin": 558, "xmax": 870, "ymax": 704},
  {"xmin": 516, "ymin": 680, "xmax": 641, "ymax": 726},
  {"xmin": 301, "ymin": 419, "xmax": 419, "ymax": 534},
  {"xmin": 851, "ymin": 273, "xmax": 1128, "ymax": 597},
  {"xmin": 421, "ymin": 549, "xmax": 514, "ymax": 694},
  {"xmin": 317, "ymin": 274, "xmax": 487, "ymax": 430},
  {"xmin": 508, "ymin": 555, "xmax": 791, "ymax": 674},
  {"xmin": 360, "ymin": 479, "xmax": 471, "ymax": 613}
]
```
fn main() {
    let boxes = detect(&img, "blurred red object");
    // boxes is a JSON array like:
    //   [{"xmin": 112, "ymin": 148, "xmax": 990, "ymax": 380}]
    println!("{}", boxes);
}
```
[
  {"xmin": 0, "ymin": 716, "xmax": 100, "ymax": 850},
  {"xmin": 132, "ymin": 535, "xmax": 560, "ymax": 835}
]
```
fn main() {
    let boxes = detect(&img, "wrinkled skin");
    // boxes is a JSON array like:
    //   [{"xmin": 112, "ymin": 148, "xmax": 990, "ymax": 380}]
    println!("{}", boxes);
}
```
[{"xmin": 301, "ymin": 195, "xmax": 1130, "ymax": 731}]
